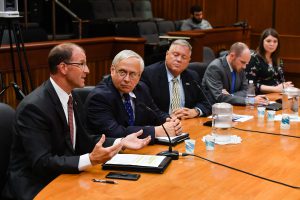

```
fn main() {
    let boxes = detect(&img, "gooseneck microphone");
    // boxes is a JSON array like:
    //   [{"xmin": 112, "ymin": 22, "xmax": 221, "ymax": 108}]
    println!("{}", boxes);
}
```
[
  {"xmin": 192, "ymin": 80, "xmax": 212, "ymax": 107},
  {"xmin": 137, "ymin": 102, "xmax": 179, "ymax": 160},
  {"xmin": 192, "ymin": 80, "xmax": 213, "ymax": 127}
]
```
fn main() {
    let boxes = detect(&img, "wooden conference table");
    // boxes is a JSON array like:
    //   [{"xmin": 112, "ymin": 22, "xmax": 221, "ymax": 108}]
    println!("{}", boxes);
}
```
[{"xmin": 35, "ymin": 94, "xmax": 300, "ymax": 199}]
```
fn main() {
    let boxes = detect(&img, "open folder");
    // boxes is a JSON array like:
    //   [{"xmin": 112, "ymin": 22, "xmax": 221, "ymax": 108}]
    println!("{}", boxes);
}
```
[
  {"xmin": 155, "ymin": 133, "xmax": 189, "ymax": 146},
  {"xmin": 102, "ymin": 154, "xmax": 172, "ymax": 173}
]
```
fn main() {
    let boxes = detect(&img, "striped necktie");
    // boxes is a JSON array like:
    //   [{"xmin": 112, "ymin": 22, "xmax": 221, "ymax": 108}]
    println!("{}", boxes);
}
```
[
  {"xmin": 171, "ymin": 77, "xmax": 181, "ymax": 112},
  {"xmin": 67, "ymin": 95, "xmax": 74, "ymax": 147}
]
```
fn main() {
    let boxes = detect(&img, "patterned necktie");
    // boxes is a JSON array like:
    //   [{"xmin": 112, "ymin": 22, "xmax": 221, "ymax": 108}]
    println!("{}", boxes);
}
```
[
  {"xmin": 67, "ymin": 95, "xmax": 74, "ymax": 147},
  {"xmin": 171, "ymin": 77, "xmax": 181, "ymax": 112},
  {"xmin": 123, "ymin": 93, "xmax": 134, "ymax": 126},
  {"xmin": 231, "ymin": 71, "xmax": 236, "ymax": 94}
]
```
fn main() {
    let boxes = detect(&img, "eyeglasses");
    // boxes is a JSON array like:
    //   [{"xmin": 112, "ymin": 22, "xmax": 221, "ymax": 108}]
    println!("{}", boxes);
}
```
[
  {"xmin": 115, "ymin": 68, "xmax": 140, "ymax": 80},
  {"xmin": 64, "ymin": 62, "xmax": 88, "ymax": 71}
]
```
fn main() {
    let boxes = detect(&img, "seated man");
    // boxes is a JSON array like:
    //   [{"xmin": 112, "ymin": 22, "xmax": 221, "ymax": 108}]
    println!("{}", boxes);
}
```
[
  {"xmin": 141, "ymin": 39, "xmax": 211, "ymax": 119},
  {"xmin": 202, "ymin": 42, "xmax": 268, "ymax": 105},
  {"xmin": 85, "ymin": 50, "xmax": 182, "ymax": 143},
  {"xmin": 181, "ymin": 5, "xmax": 212, "ymax": 31},
  {"xmin": 2, "ymin": 43, "xmax": 150, "ymax": 200}
]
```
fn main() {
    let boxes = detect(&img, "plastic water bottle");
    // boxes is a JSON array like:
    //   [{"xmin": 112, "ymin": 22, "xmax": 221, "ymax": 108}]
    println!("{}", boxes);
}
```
[{"xmin": 246, "ymin": 80, "xmax": 255, "ymax": 109}]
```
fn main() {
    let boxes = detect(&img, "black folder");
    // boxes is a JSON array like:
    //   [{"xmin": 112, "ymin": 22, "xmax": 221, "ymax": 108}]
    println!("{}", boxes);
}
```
[
  {"xmin": 155, "ymin": 133, "xmax": 189, "ymax": 146},
  {"xmin": 266, "ymin": 102, "xmax": 282, "ymax": 111},
  {"xmin": 102, "ymin": 155, "xmax": 172, "ymax": 174}
]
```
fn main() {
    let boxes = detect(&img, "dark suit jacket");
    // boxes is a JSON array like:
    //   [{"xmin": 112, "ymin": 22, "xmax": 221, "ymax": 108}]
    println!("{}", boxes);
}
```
[
  {"xmin": 202, "ymin": 56, "xmax": 248, "ymax": 105},
  {"xmin": 84, "ymin": 76, "xmax": 169, "ymax": 143},
  {"xmin": 141, "ymin": 61, "xmax": 211, "ymax": 116},
  {"xmin": 3, "ymin": 79, "xmax": 113, "ymax": 200}
]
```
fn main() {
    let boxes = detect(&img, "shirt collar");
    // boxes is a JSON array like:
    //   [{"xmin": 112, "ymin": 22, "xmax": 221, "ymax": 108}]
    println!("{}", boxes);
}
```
[
  {"xmin": 50, "ymin": 77, "xmax": 70, "ymax": 106},
  {"xmin": 226, "ymin": 56, "xmax": 234, "ymax": 72},
  {"xmin": 120, "ymin": 91, "xmax": 136, "ymax": 99},
  {"xmin": 165, "ymin": 63, "xmax": 181, "ymax": 83}
]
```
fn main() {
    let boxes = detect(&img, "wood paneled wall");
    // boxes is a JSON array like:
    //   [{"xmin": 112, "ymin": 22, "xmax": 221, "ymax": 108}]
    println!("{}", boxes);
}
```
[
  {"xmin": 0, "ymin": 37, "xmax": 145, "ymax": 108},
  {"xmin": 151, "ymin": 0, "xmax": 300, "ymax": 87}
]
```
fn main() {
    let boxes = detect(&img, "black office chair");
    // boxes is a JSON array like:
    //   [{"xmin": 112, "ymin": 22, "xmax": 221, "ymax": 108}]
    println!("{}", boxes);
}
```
[
  {"xmin": 203, "ymin": 46, "xmax": 215, "ymax": 64},
  {"xmin": 132, "ymin": 0, "xmax": 163, "ymax": 21},
  {"xmin": 0, "ymin": 103, "xmax": 15, "ymax": 196},
  {"xmin": 73, "ymin": 86, "xmax": 95, "ymax": 104},
  {"xmin": 188, "ymin": 62, "xmax": 208, "ymax": 82},
  {"xmin": 156, "ymin": 20, "xmax": 175, "ymax": 36}
]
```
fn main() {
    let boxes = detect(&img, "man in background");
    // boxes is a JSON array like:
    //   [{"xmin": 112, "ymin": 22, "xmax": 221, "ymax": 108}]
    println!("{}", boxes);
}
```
[
  {"xmin": 85, "ymin": 50, "xmax": 182, "ymax": 143},
  {"xmin": 141, "ymin": 39, "xmax": 211, "ymax": 120},
  {"xmin": 181, "ymin": 5, "xmax": 212, "ymax": 31},
  {"xmin": 202, "ymin": 42, "xmax": 268, "ymax": 105}
]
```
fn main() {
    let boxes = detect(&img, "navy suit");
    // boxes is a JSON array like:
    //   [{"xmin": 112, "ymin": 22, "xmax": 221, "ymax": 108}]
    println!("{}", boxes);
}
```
[
  {"xmin": 141, "ymin": 61, "xmax": 211, "ymax": 116},
  {"xmin": 84, "ymin": 76, "xmax": 169, "ymax": 143},
  {"xmin": 3, "ymin": 80, "xmax": 111, "ymax": 200}
]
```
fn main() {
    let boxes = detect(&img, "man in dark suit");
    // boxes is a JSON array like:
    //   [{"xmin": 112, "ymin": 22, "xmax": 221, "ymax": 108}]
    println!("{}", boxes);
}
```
[
  {"xmin": 85, "ymin": 50, "xmax": 182, "ymax": 142},
  {"xmin": 2, "ymin": 43, "xmax": 150, "ymax": 200},
  {"xmin": 202, "ymin": 42, "xmax": 268, "ymax": 105},
  {"xmin": 141, "ymin": 39, "xmax": 211, "ymax": 119}
]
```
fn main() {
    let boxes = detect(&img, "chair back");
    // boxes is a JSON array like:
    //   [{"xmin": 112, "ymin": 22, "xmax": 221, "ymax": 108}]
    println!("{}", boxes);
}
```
[
  {"xmin": 188, "ymin": 62, "xmax": 208, "ymax": 82},
  {"xmin": 156, "ymin": 20, "xmax": 175, "ymax": 36},
  {"xmin": 137, "ymin": 21, "xmax": 159, "ymax": 44},
  {"xmin": 0, "ymin": 103, "xmax": 15, "ymax": 194},
  {"xmin": 73, "ymin": 86, "xmax": 95, "ymax": 104},
  {"xmin": 133, "ymin": 0, "xmax": 153, "ymax": 19},
  {"xmin": 112, "ymin": 0, "xmax": 133, "ymax": 18},
  {"xmin": 203, "ymin": 46, "xmax": 215, "ymax": 64}
]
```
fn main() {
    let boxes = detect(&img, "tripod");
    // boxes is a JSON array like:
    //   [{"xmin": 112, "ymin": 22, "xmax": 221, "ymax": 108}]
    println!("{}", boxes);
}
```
[{"xmin": 0, "ymin": 17, "xmax": 33, "ymax": 97}]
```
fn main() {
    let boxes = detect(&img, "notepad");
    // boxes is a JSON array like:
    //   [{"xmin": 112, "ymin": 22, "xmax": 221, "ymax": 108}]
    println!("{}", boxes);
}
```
[{"xmin": 102, "ymin": 154, "xmax": 172, "ymax": 173}]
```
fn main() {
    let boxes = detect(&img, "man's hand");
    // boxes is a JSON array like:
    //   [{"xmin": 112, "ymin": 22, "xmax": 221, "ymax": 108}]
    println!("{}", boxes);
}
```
[
  {"xmin": 156, "ymin": 118, "xmax": 182, "ymax": 137},
  {"xmin": 89, "ymin": 134, "xmax": 122, "ymax": 165},
  {"xmin": 255, "ymin": 95, "xmax": 269, "ymax": 105},
  {"xmin": 222, "ymin": 89, "xmax": 230, "ymax": 95},
  {"xmin": 172, "ymin": 107, "xmax": 199, "ymax": 119},
  {"xmin": 121, "ymin": 130, "xmax": 151, "ymax": 150}
]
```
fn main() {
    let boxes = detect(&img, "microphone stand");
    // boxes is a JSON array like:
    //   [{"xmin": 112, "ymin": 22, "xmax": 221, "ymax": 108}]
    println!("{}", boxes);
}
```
[
  {"xmin": 137, "ymin": 103, "xmax": 179, "ymax": 160},
  {"xmin": 157, "ymin": 124, "xmax": 179, "ymax": 160}
]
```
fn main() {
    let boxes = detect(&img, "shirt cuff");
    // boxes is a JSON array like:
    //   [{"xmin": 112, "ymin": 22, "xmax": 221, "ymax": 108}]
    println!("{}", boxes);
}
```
[
  {"xmin": 78, "ymin": 154, "xmax": 92, "ymax": 171},
  {"xmin": 194, "ymin": 107, "xmax": 203, "ymax": 116}
]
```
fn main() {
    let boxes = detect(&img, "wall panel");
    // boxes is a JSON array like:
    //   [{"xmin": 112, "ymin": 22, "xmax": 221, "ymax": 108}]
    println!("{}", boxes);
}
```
[
  {"xmin": 275, "ymin": 0, "xmax": 300, "ymax": 35},
  {"xmin": 204, "ymin": 0, "xmax": 237, "ymax": 27},
  {"xmin": 238, "ymin": 0, "xmax": 273, "ymax": 33}
]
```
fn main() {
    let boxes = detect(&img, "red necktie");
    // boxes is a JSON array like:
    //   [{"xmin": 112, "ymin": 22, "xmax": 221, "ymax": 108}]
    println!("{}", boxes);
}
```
[{"xmin": 68, "ymin": 95, "xmax": 74, "ymax": 146}]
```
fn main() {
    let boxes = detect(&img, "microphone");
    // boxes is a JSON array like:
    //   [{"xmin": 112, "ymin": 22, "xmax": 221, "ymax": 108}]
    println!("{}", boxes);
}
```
[
  {"xmin": 137, "ymin": 102, "xmax": 179, "ymax": 160},
  {"xmin": 11, "ymin": 82, "xmax": 25, "ymax": 100},
  {"xmin": 192, "ymin": 80, "xmax": 212, "ymax": 107},
  {"xmin": 192, "ymin": 80, "xmax": 213, "ymax": 127}
]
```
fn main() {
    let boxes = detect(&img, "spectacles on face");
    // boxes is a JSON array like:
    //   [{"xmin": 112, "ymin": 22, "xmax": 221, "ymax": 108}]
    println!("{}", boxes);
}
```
[
  {"xmin": 115, "ymin": 68, "xmax": 140, "ymax": 80},
  {"xmin": 64, "ymin": 62, "xmax": 88, "ymax": 71}
]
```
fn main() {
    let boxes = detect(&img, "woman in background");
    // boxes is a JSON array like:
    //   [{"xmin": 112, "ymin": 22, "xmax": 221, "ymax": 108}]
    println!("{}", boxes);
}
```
[{"xmin": 245, "ymin": 28, "xmax": 293, "ymax": 94}]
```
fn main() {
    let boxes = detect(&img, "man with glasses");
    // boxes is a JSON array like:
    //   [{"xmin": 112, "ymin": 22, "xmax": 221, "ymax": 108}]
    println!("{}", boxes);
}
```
[
  {"xmin": 141, "ymin": 39, "xmax": 211, "ymax": 119},
  {"xmin": 202, "ymin": 42, "xmax": 268, "ymax": 105},
  {"xmin": 84, "ymin": 50, "xmax": 182, "ymax": 142},
  {"xmin": 3, "ymin": 43, "xmax": 151, "ymax": 200}
]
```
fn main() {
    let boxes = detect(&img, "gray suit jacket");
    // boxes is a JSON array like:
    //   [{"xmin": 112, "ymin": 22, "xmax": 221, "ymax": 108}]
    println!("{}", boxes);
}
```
[{"xmin": 202, "ymin": 56, "xmax": 248, "ymax": 105}]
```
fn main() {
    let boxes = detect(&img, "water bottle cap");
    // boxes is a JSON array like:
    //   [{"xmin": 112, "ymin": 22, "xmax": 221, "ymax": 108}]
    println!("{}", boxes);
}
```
[{"xmin": 249, "ymin": 80, "xmax": 253, "ymax": 84}]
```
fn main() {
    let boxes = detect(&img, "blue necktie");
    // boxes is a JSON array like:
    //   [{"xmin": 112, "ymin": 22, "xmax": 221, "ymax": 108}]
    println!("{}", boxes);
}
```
[
  {"xmin": 123, "ymin": 94, "xmax": 134, "ymax": 126},
  {"xmin": 231, "ymin": 71, "xmax": 236, "ymax": 94}
]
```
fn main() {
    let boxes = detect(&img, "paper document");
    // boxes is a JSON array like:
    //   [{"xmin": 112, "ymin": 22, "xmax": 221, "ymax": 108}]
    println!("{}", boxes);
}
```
[
  {"xmin": 232, "ymin": 114, "xmax": 253, "ymax": 122},
  {"xmin": 105, "ymin": 154, "xmax": 165, "ymax": 167}
]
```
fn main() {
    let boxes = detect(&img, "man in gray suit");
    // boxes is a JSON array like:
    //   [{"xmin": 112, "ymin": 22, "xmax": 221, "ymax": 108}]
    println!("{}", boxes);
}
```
[{"xmin": 202, "ymin": 42, "xmax": 268, "ymax": 105}]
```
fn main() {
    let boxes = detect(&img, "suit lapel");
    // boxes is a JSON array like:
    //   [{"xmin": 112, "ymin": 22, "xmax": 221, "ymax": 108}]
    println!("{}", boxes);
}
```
[
  {"xmin": 181, "ymin": 71, "xmax": 191, "ymax": 107},
  {"xmin": 221, "ymin": 57, "xmax": 233, "ymax": 91},
  {"xmin": 158, "ymin": 64, "xmax": 171, "ymax": 110},
  {"xmin": 46, "ymin": 80, "xmax": 74, "ymax": 152}
]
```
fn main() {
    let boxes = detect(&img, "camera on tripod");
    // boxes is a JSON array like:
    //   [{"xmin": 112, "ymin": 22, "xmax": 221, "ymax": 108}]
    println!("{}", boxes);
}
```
[{"xmin": 0, "ymin": 0, "xmax": 20, "ymax": 18}]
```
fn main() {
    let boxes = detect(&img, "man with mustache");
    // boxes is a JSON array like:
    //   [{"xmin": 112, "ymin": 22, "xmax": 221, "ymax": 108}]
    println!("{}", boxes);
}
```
[{"xmin": 181, "ymin": 5, "xmax": 212, "ymax": 31}]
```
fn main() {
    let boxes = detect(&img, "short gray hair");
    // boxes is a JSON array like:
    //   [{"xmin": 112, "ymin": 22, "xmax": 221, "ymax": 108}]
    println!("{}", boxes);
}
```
[
  {"xmin": 169, "ymin": 39, "xmax": 192, "ymax": 55},
  {"xmin": 111, "ymin": 50, "xmax": 144, "ymax": 71}
]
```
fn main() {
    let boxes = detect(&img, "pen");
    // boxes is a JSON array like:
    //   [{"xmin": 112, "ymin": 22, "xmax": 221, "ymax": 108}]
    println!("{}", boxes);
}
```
[{"xmin": 92, "ymin": 179, "xmax": 118, "ymax": 184}]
